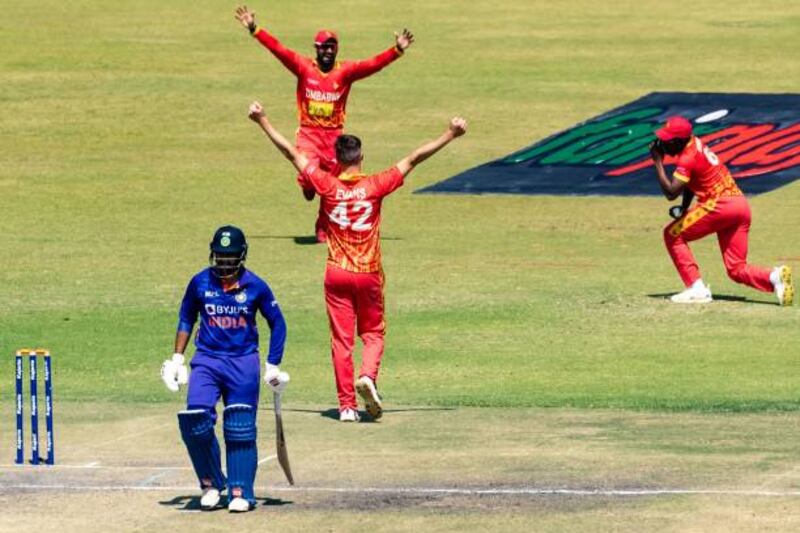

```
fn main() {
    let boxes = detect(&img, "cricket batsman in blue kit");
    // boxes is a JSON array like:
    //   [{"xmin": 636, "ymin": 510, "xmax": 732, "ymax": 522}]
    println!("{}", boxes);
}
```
[{"xmin": 160, "ymin": 225, "xmax": 289, "ymax": 512}]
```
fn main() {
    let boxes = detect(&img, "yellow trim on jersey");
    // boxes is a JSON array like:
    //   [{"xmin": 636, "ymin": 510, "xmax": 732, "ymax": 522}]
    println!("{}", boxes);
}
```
[
  {"xmin": 673, "ymin": 172, "xmax": 690, "ymax": 183},
  {"xmin": 337, "ymin": 172, "xmax": 366, "ymax": 182},
  {"xmin": 668, "ymin": 198, "xmax": 717, "ymax": 237},
  {"xmin": 221, "ymin": 280, "xmax": 241, "ymax": 293}
]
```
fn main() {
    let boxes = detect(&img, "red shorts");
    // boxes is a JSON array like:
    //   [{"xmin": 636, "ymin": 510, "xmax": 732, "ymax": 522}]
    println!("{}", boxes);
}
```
[
  {"xmin": 296, "ymin": 126, "xmax": 340, "ymax": 173},
  {"xmin": 296, "ymin": 127, "xmax": 341, "ymax": 241},
  {"xmin": 663, "ymin": 195, "xmax": 771, "ymax": 292},
  {"xmin": 323, "ymin": 264, "xmax": 386, "ymax": 411}
]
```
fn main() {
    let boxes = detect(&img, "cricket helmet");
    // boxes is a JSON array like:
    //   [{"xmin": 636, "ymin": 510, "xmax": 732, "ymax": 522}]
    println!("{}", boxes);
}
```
[{"xmin": 209, "ymin": 225, "xmax": 248, "ymax": 280}]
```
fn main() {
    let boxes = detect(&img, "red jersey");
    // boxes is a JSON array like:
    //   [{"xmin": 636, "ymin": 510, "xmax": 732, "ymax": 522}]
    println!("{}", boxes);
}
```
[
  {"xmin": 674, "ymin": 136, "xmax": 742, "ymax": 201},
  {"xmin": 299, "ymin": 165, "xmax": 405, "ymax": 273},
  {"xmin": 253, "ymin": 28, "xmax": 403, "ymax": 129}
]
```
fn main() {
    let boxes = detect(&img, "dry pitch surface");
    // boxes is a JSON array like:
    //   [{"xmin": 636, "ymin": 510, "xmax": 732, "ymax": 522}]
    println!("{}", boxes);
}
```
[{"xmin": 2, "ymin": 402, "xmax": 800, "ymax": 532}]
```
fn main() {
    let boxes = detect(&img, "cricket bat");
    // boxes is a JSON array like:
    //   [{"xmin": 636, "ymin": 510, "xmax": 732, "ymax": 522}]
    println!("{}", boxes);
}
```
[{"xmin": 273, "ymin": 392, "xmax": 294, "ymax": 485}]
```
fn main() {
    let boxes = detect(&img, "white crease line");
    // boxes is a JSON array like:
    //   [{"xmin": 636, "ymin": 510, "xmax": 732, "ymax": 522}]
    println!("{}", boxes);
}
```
[
  {"xmin": 3, "ymin": 484, "xmax": 800, "ymax": 498},
  {"xmin": 258, "ymin": 454, "xmax": 277, "ymax": 465}
]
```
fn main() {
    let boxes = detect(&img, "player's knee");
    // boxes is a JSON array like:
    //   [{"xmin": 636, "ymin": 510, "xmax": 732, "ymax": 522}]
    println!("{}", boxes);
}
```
[
  {"xmin": 178, "ymin": 409, "xmax": 215, "ymax": 443},
  {"xmin": 663, "ymin": 224, "xmax": 679, "ymax": 245},
  {"xmin": 223, "ymin": 404, "xmax": 257, "ymax": 443},
  {"xmin": 726, "ymin": 263, "xmax": 747, "ymax": 283}
]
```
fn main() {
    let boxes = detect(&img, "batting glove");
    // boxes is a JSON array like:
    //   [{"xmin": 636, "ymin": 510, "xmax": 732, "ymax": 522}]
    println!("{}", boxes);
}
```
[
  {"xmin": 161, "ymin": 353, "xmax": 189, "ymax": 392},
  {"xmin": 265, "ymin": 363, "xmax": 290, "ymax": 394}
]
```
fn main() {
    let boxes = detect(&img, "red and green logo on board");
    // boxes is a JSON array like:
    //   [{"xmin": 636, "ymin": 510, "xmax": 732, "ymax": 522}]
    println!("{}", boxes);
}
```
[{"xmin": 419, "ymin": 92, "xmax": 800, "ymax": 196}]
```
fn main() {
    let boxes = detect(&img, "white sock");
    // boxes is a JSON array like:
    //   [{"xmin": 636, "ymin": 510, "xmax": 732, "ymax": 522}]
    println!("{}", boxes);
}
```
[
  {"xmin": 691, "ymin": 279, "xmax": 706, "ymax": 290},
  {"xmin": 769, "ymin": 267, "xmax": 780, "ymax": 286}
]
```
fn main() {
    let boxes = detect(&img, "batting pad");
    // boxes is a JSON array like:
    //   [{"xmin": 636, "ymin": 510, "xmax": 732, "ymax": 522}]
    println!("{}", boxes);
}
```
[
  {"xmin": 178, "ymin": 409, "xmax": 226, "ymax": 490},
  {"xmin": 223, "ymin": 404, "xmax": 258, "ymax": 503}
]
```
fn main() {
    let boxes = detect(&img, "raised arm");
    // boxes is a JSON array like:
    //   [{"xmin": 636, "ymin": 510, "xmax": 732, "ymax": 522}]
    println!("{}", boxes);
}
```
[
  {"xmin": 235, "ymin": 5, "xmax": 305, "ymax": 76},
  {"xmin": 346, "ymin": 29, "xmax": 414, "ymax": 82},
  {"xmin": 396, "ymin": 117, "xmax": 467, "ymax": 177},
  {"xmin": 248, "ymin": 101, "xmax": 309, "ymax": 174}
]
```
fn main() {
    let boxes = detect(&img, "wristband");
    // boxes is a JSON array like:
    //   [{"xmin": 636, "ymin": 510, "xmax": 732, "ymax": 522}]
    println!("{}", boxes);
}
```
[{"xmin": 248, "ymin": 22, "xmax": 257, "ymax": 35}]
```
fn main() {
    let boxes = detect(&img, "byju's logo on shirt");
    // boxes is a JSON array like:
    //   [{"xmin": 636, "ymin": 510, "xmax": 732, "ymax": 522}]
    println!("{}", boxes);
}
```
[
  {"xmin": 204, "ymin": 304, "xmax": 250, "ymax": 316},
  {"xmin": 204, "ymin": 302, "xmax": 250, "ymax": 330}
]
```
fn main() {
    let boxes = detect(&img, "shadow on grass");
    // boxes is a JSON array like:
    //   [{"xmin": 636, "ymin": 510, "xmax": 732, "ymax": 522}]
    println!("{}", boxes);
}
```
[
  {"xmin": 647, "ymin": 293, "xmax": 776, "ymax": 306},
  {"xmin": 248, "ymin": 234, "xmax": 319, "ymax": 245},
  {"xmin": 284, "ymin": 407, "xmax": 457, "ymax": 423},
  {"xmin": 159, "ymin": 495, "xmax": 292, "ymax": 512},
  {"xmin": 248, "ymin": 234, "xmax": 402, "ymax": 246}
]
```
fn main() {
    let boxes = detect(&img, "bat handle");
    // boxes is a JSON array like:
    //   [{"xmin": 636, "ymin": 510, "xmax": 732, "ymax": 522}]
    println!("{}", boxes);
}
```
[{"xmin": 273, "ymin": 391, "xmax": 282, "ymax": 415}]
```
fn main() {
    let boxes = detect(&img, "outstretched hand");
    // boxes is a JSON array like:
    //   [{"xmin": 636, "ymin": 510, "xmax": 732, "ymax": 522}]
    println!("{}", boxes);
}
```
[
  {"xmin": 248, "ymin": 101, "xmax": 265, "ymax": 122},
  {"xmin": 394, "ymin": 28, "xmax": 415, "ymax": 51},
  {"xmin": 449, "ymin": 117, "xmax": 467, "ymax": 137},
  {"xmin": 235, "ymin": 5, "xmax": 256, "ymax": 31}
]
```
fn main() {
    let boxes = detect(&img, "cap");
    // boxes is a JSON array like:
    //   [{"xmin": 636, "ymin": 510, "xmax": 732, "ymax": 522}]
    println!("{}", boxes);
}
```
[
  {"xmin": 655, "ymin": 116, "xmax": 693, "ymax": 141},
  {"xmin": 314, "ymin": 29, "xmax": 338, "ymax": 45},
  {"xmin": 210, "ymin": 225, "xmax": 247, "ymax": 254}
]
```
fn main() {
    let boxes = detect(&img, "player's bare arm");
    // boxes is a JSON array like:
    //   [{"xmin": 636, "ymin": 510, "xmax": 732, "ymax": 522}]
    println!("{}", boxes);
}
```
[
  {"xmin": 234, "ymin": 5, "xmax": 257, "ymax": 34},
  {"xmin": 394, "ymin": 29, "xmax": 415, "ymax": 52},
  {"xmin": 248, "ymin": 101, "xmax": 309, "ymax": 173},
  {"xmin": 396, "ymin": 117, "xmax": 467, "ymax": 176},
  {"xmin": 174, "ymin": 330, "xmax": 190, "ymax": 355},
  {"xmin": 650, "ymin": 142, "xmax": 684, "ymax": 200}
]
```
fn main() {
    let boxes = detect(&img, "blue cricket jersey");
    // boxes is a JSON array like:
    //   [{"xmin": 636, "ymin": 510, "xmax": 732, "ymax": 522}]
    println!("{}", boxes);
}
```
[{"xmin": 177, "ymin": 268, "xmax": 286, "ymax": 365}]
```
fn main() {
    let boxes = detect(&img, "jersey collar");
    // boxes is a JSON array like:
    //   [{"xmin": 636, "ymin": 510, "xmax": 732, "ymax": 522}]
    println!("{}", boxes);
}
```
[
  {"xmin": 337, "ymin": 172, "xmax": 366, "ymax": 182},
  {"xmin": 208, "ymin": 268, "xmax": 250, "ymax": 292}
]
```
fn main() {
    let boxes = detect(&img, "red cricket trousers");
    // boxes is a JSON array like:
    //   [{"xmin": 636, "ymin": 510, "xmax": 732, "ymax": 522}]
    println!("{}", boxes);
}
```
[
  {"xmin": 663, "ymin": 195, "xmax": 772, "ymax": 291},
  {"xmin": 296, "ymin": 127, "xmax": 341, "ymax": 242},
  {"xmin": 324, "ymin": 264, "xmax": 386, "ymax": 411}
]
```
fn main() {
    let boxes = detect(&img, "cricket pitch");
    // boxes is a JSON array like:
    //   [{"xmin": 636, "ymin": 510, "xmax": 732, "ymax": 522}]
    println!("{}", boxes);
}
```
[{"xmin": 2, "ymin": 402, "xmax": 800, "ymax": 532}]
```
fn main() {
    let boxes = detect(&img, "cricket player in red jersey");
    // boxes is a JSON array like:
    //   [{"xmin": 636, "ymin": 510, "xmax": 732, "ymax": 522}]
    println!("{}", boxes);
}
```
[
  {"xmin": 247, "ymin": 100, "xmax": 466, "ymax": 421},
  {"xmin": 650, "ymin": 116, "xmax": 794, "ymax": 305},
  {"xmin": 235, "ymin": 5, "xmax": 414, "ymax": 243}
]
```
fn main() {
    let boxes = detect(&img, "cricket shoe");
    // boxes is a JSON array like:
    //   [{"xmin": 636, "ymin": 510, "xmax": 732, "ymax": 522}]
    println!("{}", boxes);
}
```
[
  {"xmin": 200, "ymin": 487, "xmax": 221, "ymax": 510},
  {"xmin": 356, "ymin": 376, "xmax": 383, "ymax": 420},
  {"xmin": 770, "ymin": 265, "xmax": 794, "ymax": 306},
  {"xmin": 670, "ymin": 283, "xmax": 713, "ymax": 304},
  {"xmin": 228, "ymin": 497, "xmax": 251, "ymax": 513},
  {"xmin": 339, "ymin": 408, "xmax": 360, "ymax": 422}
]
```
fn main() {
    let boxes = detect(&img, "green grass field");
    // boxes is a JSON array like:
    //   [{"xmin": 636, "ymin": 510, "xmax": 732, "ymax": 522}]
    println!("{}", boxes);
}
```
[{"xmin": 2, "ymin": 0, "xmax": 800, "ymax": 530}]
